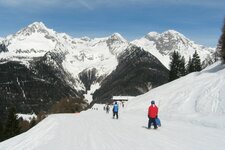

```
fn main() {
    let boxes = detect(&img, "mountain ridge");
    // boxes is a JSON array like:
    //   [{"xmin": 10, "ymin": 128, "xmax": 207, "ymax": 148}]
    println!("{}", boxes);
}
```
[
  {"xmin": 0, "ymin": 22, "xmax": 216, "ymax": 92},
  {"xmin": 132, "ymin": 30, "xmax": 215, "ymax": 68},
  {"xmin": 0, "ymin": 22, "xmax": 216, "ymax": 117}
]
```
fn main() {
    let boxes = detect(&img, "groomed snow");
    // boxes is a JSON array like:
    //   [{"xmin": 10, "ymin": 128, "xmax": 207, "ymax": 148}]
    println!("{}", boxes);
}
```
[
  {"xmin": 126, "ymin": 61, "xmax": 225, "ymax": 128},
  {"xmin": 1, "ymin": 62, "xmax": 225, "ymax": 150},
  {"xmin": 0, "ymin": 110, "xmax": 224, "ymax": 150}
]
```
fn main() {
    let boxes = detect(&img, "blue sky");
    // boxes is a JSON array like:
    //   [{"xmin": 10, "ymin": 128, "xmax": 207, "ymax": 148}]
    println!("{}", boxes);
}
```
[{"xmin": 0, "ymin": 0, "xmax": 224, "ymax": 47}]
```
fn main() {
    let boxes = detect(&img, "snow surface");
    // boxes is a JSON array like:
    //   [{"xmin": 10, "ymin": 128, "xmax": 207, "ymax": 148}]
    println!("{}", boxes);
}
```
[
  {"xmin": 17, "ymin": 114, "xmax": 37, "ymax": 122},
  {"xmin": 112, "ymin": 96, "xmax": 135, "ymax": 100},
  {"xmin": 1, "ymin": 62, "xmax": 225, "ymax": 150},
  {"xmin": 1, "ymin": 111, "xmax": 224, "ymax": 150},
  {"xmin": 84, "ymin": 83, "xmax": 100, "ymax": 103},
  {"xmin": 0, "ymin": 37, "xmax": 4, "ymax": 43},
  {"xmin": 125, "ymin": 61, "xmax": 225, "ymax": 128},
  {"xmin": 61, "ymin": 34, "xmax": 128, "ymax": 79}
]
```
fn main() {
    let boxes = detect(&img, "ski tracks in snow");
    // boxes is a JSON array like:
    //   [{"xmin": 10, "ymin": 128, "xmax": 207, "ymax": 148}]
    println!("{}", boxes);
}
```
[{"xmin": 1, "ymin": 111, "xmax": 225, "ymax": 150}]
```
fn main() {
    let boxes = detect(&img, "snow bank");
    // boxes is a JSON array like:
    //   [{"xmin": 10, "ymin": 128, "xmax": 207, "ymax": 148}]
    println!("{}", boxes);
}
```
[{"xmin": 125, "ymin": 61, "xmax": 225, "ymax": 128}]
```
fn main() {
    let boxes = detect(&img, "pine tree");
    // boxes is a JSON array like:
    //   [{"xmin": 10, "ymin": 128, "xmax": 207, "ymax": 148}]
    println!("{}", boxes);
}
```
[
  {"xmin": 3, "ymin": 107, "xmax": 20, "ymax": 140},
  {"xmin": 179, "ymin": 56, "xmax": 186, "ymax": 76},
  {"xmin": 169, "ymin": 51, "xmax": 186, "ymax": 81},
  {"xmin": 187, "ymin": 57, "xmax": 193, "ymax": 73},
  {"xmin": 169, "ymin": 51, "xmax": 179, "ymax": 81},
  {"xmin": 218, "ymin": 18, "xmax": 225, "ymax": 63},
  {"xmin": 0, "ymin": 120, "xmax": 3, "ymax": 141},
  {"xmin": 192, "ymin": 51, "xmax": 202, "ymax": 72}
]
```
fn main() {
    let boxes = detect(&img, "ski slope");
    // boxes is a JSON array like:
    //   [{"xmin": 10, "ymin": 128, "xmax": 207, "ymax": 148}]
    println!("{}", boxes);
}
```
[
  {"xmin": 1, "ymin": 62, "xmax": 225, "ymax": 150},
  {"xmin": 0, "ymin": 110, "xmax": 224, "ymax": 150}
]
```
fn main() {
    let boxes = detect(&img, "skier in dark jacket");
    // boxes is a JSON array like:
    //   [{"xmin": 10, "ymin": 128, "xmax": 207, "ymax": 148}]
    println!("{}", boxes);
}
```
[
  {"xmin": 113, "ymin": 101, "xmax": 119, "ymax": 119},
  {"xmin": 148, "ymin": 100, "xmax": 158, "ymax": 129},
  {"xmin": 106, "ymin": 105, "xmax": 110, "ymax": 113}
]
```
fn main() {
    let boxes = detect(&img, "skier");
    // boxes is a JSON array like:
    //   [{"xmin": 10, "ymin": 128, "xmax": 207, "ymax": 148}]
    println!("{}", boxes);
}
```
[
  {"xmin": 113, "ymin": 101, "xmax": 119, "ymax": 119},
  {"xmin": 106, "ymin": 105, "xmax": 110, "ymax": 114},
  {"xmin": 122, "ymin": 102, "xmax": 124, "ymax": 108},
  {"xmin": 148, "ymin": 100, "xmax": 158, "ymax": 129}
]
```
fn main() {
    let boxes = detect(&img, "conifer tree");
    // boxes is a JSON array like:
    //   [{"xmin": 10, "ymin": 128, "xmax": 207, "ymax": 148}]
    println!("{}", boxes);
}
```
[
  {"xmin": 192, "ymin": 51, "xmax": 202, "ymax": 72},
  {"xmin": 169, "ymin": 51, "xmax": 179, "ymax": 81},
  {"xmin": 169, "ymin": 51, "xmax": 186, "ymax": 81},
  {"xmin": 187, "ymin": 57, "xmax": 193, "ymax": 73},
  {"xmin": 0, "ymin": 120, "xmax": 3, "ymax": 141},
  {"xmin": 3, "ymin": 107, "xmax": 20, "ymax": 140},
  {"xmin": 179, "ymin": 56, "xmax": 186, "ymax": 76},
  {"xmin": 218, "ymin": 18, "xmax": 225, "ymax": 62}
]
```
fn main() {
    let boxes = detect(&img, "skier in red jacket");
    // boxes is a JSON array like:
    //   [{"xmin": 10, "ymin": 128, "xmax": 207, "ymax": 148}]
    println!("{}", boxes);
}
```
[{"xmin": 148, "ymin": 100, "xmax": 158, "ymax": 129}]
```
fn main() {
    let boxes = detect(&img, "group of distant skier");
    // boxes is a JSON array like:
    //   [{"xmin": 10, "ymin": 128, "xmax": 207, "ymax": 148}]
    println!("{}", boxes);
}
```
[
  {"xmin": 104, "ymin": 100, "xmax": 160, "ymax": 129},
  {"xmin": 104, "ymin": 105, "xmax": 110, "ymax": 113},
  {"xmin": 104, "ymin": 102, "xmax": 119, "ymax": 119}
]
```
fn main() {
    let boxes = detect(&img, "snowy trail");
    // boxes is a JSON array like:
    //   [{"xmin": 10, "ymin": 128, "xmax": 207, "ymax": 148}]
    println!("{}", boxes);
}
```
[
  {"xmin": 1, "ymin": 109, "xmax": 225, "ymax": 150},
  {"xmin": 2, "ymin": 62, "xmax": 225, "ymax": 150}
]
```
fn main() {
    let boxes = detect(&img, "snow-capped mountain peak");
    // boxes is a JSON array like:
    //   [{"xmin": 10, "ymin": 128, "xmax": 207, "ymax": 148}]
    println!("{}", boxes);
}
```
[
  {"xmin": 145, "ymin": 31, "xmax": 160, "ymax": 39},
  {"xmin": 105, "ymin": 33, "xmax": 129, "ymax": 56},
  {"xmin": 0, "ymin": 23, "xmax": 216, "ymax": 93},
  {"xmin": 0, "ymin": 22, "xmax": 132, "ymax": 89},
  {"xmin": 145, "ymin": 30, "xmax": 187, "ymax": 40},
  {"xmin": 80, "ymin": 36, "xmax": 91, "ymax": 41},
  {"xmin": 164, "ymin": 29, "xmax": 184, "ymax": 35},
  {"xmin": 132, "ymin": 30, "xmax": 215, "ymax": 68},
  {"xmin": 1, "ymin": 22, "xmax": 74, "ymax": 58},
  {"xmin": 61, "ymin": 33, "xmax": 130, "ymax": 81},
  {"xmin": 109, "ymin": 33, "xmax": 127, "ymax": 43},
  {"xmin": 145, "ymin": 30, "xmax": 191, "ymax": 47},
  {"xmin": 0, "ymin": 37, "xmax": 4, "ymax": 43},
  {"xmin": 28, "ymin": 22, "xmax": 48, "ymax": 30},
  {"xmin": 15, "ymin": 22, "xmax": 54, "ymax": 37},
  {"xmin": 161, "ymin": 30, "xmax": 191, "ymax": 45}
]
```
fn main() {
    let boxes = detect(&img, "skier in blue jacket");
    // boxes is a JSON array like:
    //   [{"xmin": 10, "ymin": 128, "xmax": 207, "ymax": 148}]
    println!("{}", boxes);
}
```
[{"xmin": 113, "ymin": 101, "xmax": 119, "ymax": 119}]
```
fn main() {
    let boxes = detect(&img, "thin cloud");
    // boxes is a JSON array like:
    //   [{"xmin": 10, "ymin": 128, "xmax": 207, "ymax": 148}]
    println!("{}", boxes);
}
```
[
  {"xmin": 161, "ymin": 0, "xmax": 225, "ymax": 8},
  {"xmin": 0, "ymin": 0, "xmax": 57, "ymax": 8},
  {"xmin": 0, "ymin": 0, "xmax": 224, "ymax": 10}
]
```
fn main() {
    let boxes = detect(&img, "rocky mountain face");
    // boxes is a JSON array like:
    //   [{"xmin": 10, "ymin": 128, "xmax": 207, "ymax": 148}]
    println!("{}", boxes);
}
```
[
  {"xmin": 0, "ymin": 22, "xmax": 130, "ymax": 119},
  {"xmin": 92, "ymin": 45, "xmax": 169, "ymax": 104},
  {"xmin": 132, "ymin": 30, "xmax": 215, "ymax": 68},
  {"xmin": 0, "ymin": 59, "xmax": 87, "ymax": 120},
  {"xmin": 0, "ymin": 22, "xmax": 216, "ymax": 117},
  {"xmin": 0, "ymin": 44, "xmax": 8, "ymax": 53}
]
